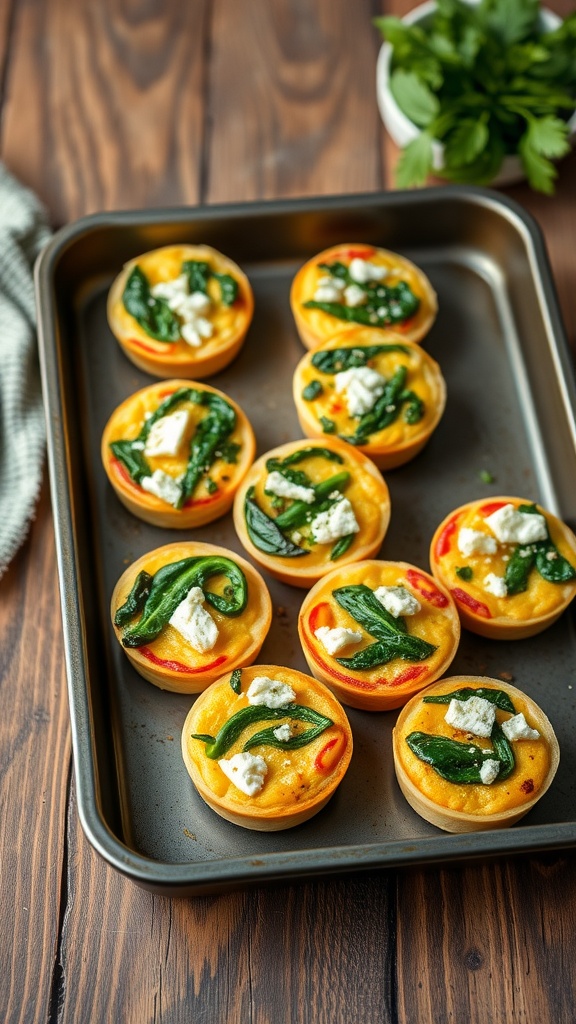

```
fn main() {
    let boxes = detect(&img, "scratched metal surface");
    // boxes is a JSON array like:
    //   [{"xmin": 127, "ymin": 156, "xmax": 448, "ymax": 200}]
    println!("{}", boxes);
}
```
[{"xmin": 36, "ymin": 189, "xmax": 576, "ymax": 894}]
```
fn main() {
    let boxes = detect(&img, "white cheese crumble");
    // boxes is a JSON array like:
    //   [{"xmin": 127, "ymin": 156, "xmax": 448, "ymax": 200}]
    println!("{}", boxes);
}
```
[
  {"xmin": 272, "ymin": 724, "xmax": 293, "ymax": 742},
  {"xmin": 310, "ymin": 497, "xmax": 360, "ymax": 544},
  {"xmin": 140, "ymin": 469, "xmax": 182, "ymax": 507},
  {"xmin": 313, "ymin": 275, "xmax": 345, "ymax": 303},
  {"xmin": 348, "ymin": 258, "xmax": 388, "ymax": 284},
  {"xmin": 218, "ymin": 752, "xmax": 268, "ymax": 796},
  {"xmin": 246, "ymin": 676, "xmax": 296, "ymax": 709},
  {"xmin": 169, "ymin": 586, "xmax": 219, "ymax": 652},
  {"xmin": 144, "ymin": 410, "xmax": 190, "ymax": 458},
  {"xmin": 343, "ymin": 283, "xmax": 366, "ymax": 307},
  {"xmin": 480, "ymin": 759, "xmax": 501, "ymax": 785},
  {"xmin": 457, "ymin": 527, "xmax": 498, "ymax": 557},
  {"xmin": 501, "ymin": 713, "xmax": 540, "ymax": 742},
  {"xmin": 334, "ymin": 366, "xmax": 386, "ymax": 417},
  {"xmin": 373, "ymin": 585, "xmax": 421, "ymax": 617},
  {"xmin": 314, "ymin": 625, "xmax": 363, "ymax": 655},
  {"xmin": 484, "ymin": 504, "xmax": 547, "ymax": 545},
  {"xmin": 150, "ymin": 273, "xmax": 189, "ymax": 309},
  {"xmin": 150, "ymin": 274, "xmax": 214, "ymax": 347},
  {"xmin": 445, "ymin": 696, "xmax": 496, "ymax": 738},
  {"xmin": 264, "ymin": 470, "xmax": 315, "ymax": 504},
  {"xmin": 483, "ymin": 572, "xmax": 508, "ymax": 598}
]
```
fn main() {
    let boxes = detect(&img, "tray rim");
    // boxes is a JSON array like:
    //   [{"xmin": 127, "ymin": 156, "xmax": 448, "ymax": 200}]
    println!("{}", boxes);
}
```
[{"xmin": 35, "ymin": 184, "xmax": 576, "ymax": 894}]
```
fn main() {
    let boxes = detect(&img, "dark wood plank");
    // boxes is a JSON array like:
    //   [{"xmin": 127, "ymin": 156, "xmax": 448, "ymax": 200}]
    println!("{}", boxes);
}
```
[
  {"xmin": 0, "ymin": 0, "xmax": 210, "ymax": 223},
  {"xmin": 0, "ymin": 482, "xmax": 70, "ymax": 1024},
  {"xmin": 396, "ymin": 856, "xmax": 576, "ymax": 1024},
  {"xmin": 206, "ymin": 0, "xmax": 384, "ymax": 202}
]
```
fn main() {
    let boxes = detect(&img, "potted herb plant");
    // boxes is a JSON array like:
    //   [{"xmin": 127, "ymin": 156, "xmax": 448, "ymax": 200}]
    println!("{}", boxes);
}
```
[{"xmin": 375, "ymin": 0, "xmax": 576, "ymax": 192}]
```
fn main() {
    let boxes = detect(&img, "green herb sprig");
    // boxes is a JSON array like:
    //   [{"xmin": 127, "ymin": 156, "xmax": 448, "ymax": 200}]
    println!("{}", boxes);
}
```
[{"xmin": 375, "ymin": 0, "xmax": 576, "ymax": 194}]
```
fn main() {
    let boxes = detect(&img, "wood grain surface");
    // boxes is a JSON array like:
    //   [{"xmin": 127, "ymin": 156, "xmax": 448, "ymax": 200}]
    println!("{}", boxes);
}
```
[{"xmin": 1, "ymin": 1, "xmax": 576, "ymax": 1022}]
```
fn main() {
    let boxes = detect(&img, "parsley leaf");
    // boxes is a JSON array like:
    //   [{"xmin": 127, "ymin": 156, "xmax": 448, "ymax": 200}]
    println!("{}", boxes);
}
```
[
  {"xmin": 395, "ymin": 131, "xmax": 434, "ymax": 188},
  {"xmin": 390, "ymin": 70, "xmax": 440, "ymax": 127}
]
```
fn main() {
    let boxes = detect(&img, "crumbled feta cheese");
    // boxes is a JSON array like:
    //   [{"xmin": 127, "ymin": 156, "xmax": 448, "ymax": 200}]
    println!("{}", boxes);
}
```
[
  {"xmin": 334, "ymin": 366, "xmax": 386, "ymax": 417},
  {"xmin": 348, "ymin": 258, "xmax": 388, "ymax": 284},
  {"xmin": 140, "ymin": 469, "xmax": 182, "ymax": 507},
  {"xmin": 484, "ymin": 504, "xmax": 547, "ymax": 544},
  {"xmin": 218, "ymin": 752, "xmax": 268, "ymax": 796},
  {"xmin": 314, "ymin": 626, "xmax": 363, "ymax": 655},
  {"xmin": 150, "ymin": 273, "xmax": 190, "ymax": 309},
  {"xmin": 264, "ymin": 470, "xmax": 315, "ymax": 504},
  {"xmin": 546, "ymin": 550, "xmax": 558, "ymax": 561},
  {"xmin": 180, "ymin": 322, "xmax": 202, "ymax": 347},
  {"xmin": 272, "ymin": 724, "xmax": 293, "ymax": 742},
  {"xmin": 144, "ymin": 410, "xmax": 190, "ymax": 458},
  {"xmin": 317, "ymin": 274, "xmax": 345, "ymax": 291},
  {"xmin": 445, "ymin": 696, "xmax": 496, "ymax": 738},
  {"xmin": 373, "ymin": 585, "xmax": 421, "ymax": 618},
  {"xmin": 313, "ymin": 280, "xmax": 346, "ymax": 303},
  {"xmin": 169, "ymin": 586, "xmax": 219, "ymax": 652},
  {"xmin": 187, "ymin": 290, "xmax": 212, "ymax": 314},
  {"xmin": 484, "ymin": 572, "xmax": 508, "ymax": 598},
  {"xmin": 311, "ymin": 497, "xmax": 360, "ymax": 544},
  {"xmin": 343, "ymin": 283, "xmax": 366, "ymax": 307},
  {"xmin": 457, "ymin": 527, "xmax": 498, "ymax": 557},
  {"xmin": 247, "ymin": 676, "xmax": 296, "ymax": 709},
  {"xmin": 501, "ymin": 713, "xmax": 540, "ymax": 742},
  {"xmin": 480, "ymin": 759, "xmax": 501, "ymax": 785}
]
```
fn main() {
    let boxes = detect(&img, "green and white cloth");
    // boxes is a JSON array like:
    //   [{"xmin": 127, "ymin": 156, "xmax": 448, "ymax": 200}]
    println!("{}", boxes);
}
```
[{"xmin": 0, "ymin": 164, "xmax": 51, "ymax": 578}]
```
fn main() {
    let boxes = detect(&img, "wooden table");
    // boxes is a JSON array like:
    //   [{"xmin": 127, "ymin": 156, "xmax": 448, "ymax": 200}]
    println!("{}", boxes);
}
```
[{"xmin": 2, "ymin": 2, "xmax": 575, "ymax": 1021}]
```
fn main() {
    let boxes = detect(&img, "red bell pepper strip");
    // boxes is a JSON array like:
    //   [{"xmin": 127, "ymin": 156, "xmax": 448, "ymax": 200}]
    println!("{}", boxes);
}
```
[
  {"xmin": 451, "ymin": 588, "xmax": 492, "ymax": 619},
  {"xmin": 434, "ymin": 513, "xmax": 459, "ymax": 559},
  {"xmin": 334, "ymin": 246, "xmax": 376, "ymax": 261},
  {"xmin": 139, "ymin": 648, "xmax": 227, "ymax": 674},
  {"xmin": 128, "ymin": 337, "xmax": 178, "ymax": 355},
  {"xmin": 405, "ymin": 569, "xmax": 449, "ymax": 608},
  {"xmin": 314, "ymin": 734, "xmax": 345, "ymax": 773},
  {"xmin": 390, "ymin": 665, "xmax": 426, "ymax": 688},
  {"xmin": 478, "ymin": 500, "xmax": 507, "ymax": 517},
  {"xmin": 308, "ymin": 603, "xmax": 334, "ymax": 633}
]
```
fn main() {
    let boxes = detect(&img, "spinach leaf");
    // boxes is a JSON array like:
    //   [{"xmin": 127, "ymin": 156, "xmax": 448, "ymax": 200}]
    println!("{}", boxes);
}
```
[
  {"xmin": 114, "ymin": 571, "xmax": 153, "ymax": 627},
  {"xmin": 119, "ymin": 555, "xmax": 248, "ymax": 648},
  {"xmin": 273, "ymin": 472, "xmax": 350, "ymax": 531},
  {"xmin": 192, "ymin": 703, "xmax": 332, "ymax": 759},
  {"xmin": 177, "ymin": 390, "xmax": 236, "ymax": 507},
  {"xmin": 423, "ymin": 686, "xmax": 516, "ymax": 714},
  {"xmin": 182, "ymin": 260, "xmax": 210, "ymax": 294},
  {"xmin": 332, "ymin": 584, "xmax": 436, "ymax": 668},
  {"xmin": 243, "ymin": 722, "xmax": 330, "ymax": 753},
  {"xmin": 122, "ymin": 266, "xmax": 181, "ymax": 342},
  {"xmin": 302, "ymin": 380, "xmax": 324, "ymax": 400},
  {"xmin": 244, "ymin": 488, "xmax": 308, "ymax": 558},
  {"xmin": 213, "ymin": 272, "xmax": 238, "ymax": 306},
  {"xmin": 330, "ymin": 534, "xmax": 355, "ymax": 561},
  {"xmin": 405, "ymin": 732, "xmax": 502, "ymax": 784},
  {"xmin": 109, "ymin": 440, "xmax": 151, "ymax": 484},
  {"xmin": 339, "ymin": 366, "xmax": 418, "ymax": 445},
  {"xmin": 311, "ymin": 343, "xmax": 409, "ymax": 375},
  {"xmin": 303, "ymin": 279, "xmax": 420, "ymax": 328},
  {"xmin": 230, "ymin": 669, "xmax": 242, "ymax": 694}
]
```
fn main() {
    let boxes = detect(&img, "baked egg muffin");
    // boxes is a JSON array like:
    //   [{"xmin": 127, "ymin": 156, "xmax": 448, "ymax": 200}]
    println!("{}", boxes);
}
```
[
  {"xmin": 107, "ymin": 244, "xmax": 254, "ymax": 378},
  {"xmin": 430, "ymin": 497, "xmax": 576, "ymax": 639},
  {"xmin": 298, "ymin": 560, "xmax": 460, "ymax": 711},
  {"xmin": 232, "ymin": 438, "xmax": 391, "ymax": 587},
  {"xmin": 182, "ymin": 664, "xmax": 353, "ymax": 830},
  {"xmin": 101, "ymin": 379, "xmax": 255, "ymax": 528},
  {"xmin": 393, "ymin": 676, "xmax": 559, "ymax": 832},
  {"xmin": 111, "ymin": 542, "xmax": 272, "ymax": 693},
  {"xmin": 293, "ymin": 329, "xmax": 446, "ymax": 469},
  {"xmin": 290, "ymin": 243, "xmax": 437, "ymax": 350}
]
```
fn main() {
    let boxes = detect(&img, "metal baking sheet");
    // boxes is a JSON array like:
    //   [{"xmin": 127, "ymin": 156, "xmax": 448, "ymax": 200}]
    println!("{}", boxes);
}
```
[{"xmin": 36, "ymin": 188, "xmax": 576, "ymax": 895}]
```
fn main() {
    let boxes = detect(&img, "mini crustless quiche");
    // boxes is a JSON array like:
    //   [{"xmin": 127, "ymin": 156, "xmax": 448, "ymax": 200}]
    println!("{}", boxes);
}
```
[
  {"xmin": 101, "ymin": 379, "xmax": 256, "ymax": 528},
  {"xmin": 298, "ymin": 560, "xmax": 460, "ymax": 711},
  {"xmin": 292, "ymin": 329, "xmax": 446, "ymax": 470},
  {"xmin": 232, "ymin": 438, "xmax": 391, "ymax": 588},
  {"xmin": 107, "ymin": 244, "xmax": 254, "ymax": 378},
  {"xmin": 181, "ymin": 663, "xmax": 353, "ymax": 830},
  {"xmin": 111, "ymin": 542, "xmax": 272, "ymax": 693},
  {"xmin": 430, "ymin": 497, "xmax": 576, "ymax": 639},
  {"xmin": 393, "ymin": 676, "xmax": 559, "ymax": 832},
  {"xmin": 290, "ymin": 243, "xmax": 437, "ymax": 350}
]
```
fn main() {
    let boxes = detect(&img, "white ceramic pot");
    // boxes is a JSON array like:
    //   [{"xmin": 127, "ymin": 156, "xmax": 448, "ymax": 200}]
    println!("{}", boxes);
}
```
[{"xmin": 376, "ymin": 0, "xmax": 576, "ymax": 187}]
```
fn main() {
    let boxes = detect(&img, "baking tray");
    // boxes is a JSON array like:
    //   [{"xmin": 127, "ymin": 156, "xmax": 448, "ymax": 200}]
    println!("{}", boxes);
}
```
[{"xmin": 36, "ymin": 188, "xmax": 576, "ymax": 896}]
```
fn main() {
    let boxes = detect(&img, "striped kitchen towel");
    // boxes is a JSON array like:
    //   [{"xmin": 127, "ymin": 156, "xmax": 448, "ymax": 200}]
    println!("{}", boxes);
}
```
[{"xmin": 0, "ymin": 164, "xmax": 51, "ymax": 578}]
